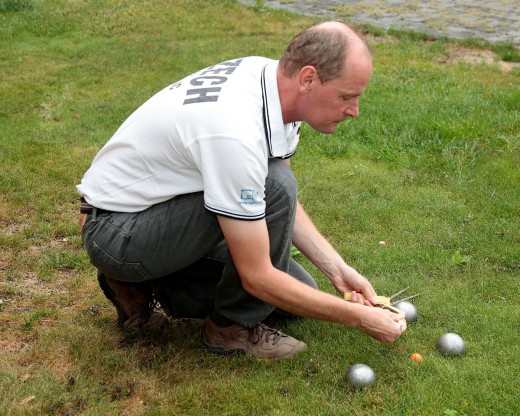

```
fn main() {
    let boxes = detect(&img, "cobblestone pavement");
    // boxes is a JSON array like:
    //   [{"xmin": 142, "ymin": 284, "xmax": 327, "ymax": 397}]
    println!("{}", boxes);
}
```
[{"xmin": 238, "ymin": 0, "xmax": 520, "ymax": 46}]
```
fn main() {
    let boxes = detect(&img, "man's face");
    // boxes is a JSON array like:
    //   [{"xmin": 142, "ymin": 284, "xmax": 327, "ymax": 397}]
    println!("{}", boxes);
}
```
[{"xmin": 302, "ymin": 55, "xmax": 372, "ymax": 134}]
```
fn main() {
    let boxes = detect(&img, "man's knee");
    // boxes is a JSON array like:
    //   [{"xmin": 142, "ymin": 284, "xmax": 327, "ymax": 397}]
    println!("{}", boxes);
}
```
[{"xmin": 288, "ymin": 258, "xmax": 318, "ymax": 289}]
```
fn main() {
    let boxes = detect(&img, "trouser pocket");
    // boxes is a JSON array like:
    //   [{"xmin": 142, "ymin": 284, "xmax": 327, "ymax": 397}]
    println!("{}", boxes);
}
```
[
  {"xmin": 83, "ymin": 213, "xmax": 152, "ymax": 282},
  {"xmin": 89, "ymin": 241, "xmax": 152, "ymax": 282}
]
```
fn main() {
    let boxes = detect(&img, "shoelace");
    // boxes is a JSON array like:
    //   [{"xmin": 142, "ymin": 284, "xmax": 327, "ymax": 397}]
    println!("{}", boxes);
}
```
[
  {"xmin": 148, "ymin": 298, "xmax": 160, "ymax": 313},
  {"xmin": 249, "ymin": 323, "xmax": 286, "ymax": 346}
]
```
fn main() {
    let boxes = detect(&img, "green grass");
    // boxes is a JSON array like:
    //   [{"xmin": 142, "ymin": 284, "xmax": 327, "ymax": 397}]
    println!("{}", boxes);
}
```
[{"xmin": 1, "ymin": 1, "xmax": 519, "ymax": 415}]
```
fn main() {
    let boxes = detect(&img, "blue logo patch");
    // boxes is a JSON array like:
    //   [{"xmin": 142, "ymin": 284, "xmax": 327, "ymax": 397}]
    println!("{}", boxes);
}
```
[{"xmin": 240, "ymin": 189, "xmax": 258, "ymax": 201}]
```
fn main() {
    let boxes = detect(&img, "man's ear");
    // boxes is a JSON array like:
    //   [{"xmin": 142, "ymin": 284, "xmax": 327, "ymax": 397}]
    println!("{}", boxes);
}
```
[{"xmin": 298, "ymin": 65, "xmax": 318, "ymax": 94}]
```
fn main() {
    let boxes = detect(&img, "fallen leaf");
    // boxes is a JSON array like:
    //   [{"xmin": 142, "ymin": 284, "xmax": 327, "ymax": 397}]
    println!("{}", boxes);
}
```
[{"xmin": 20, "ymin": 395, "xmax": 35, "ymax": 406}]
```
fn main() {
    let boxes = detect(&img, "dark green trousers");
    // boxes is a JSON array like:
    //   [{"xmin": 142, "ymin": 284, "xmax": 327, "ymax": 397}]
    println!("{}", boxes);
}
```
[{"xmin": 82, "ymin": 159, "xmax": 316, "ymax": 326}]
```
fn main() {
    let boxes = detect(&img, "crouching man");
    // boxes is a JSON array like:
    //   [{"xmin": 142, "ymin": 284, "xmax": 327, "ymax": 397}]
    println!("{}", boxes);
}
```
[{"xmin": 77, "ymin": 21, "xmax": 405, "ymax": 360}]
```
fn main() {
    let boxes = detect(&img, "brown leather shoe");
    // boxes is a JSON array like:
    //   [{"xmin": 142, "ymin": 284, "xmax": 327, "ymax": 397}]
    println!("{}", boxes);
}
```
[
  {"xmin": 97, "ymin": 272, "xmax": 168, "ymax": 330},
  {"xmin": 203, "ymin": 316, "xmax": 307, "ymax": 359}
]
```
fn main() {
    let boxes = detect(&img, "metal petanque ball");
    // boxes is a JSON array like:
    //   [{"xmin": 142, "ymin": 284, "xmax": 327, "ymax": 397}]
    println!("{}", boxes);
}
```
[
  {"xmin": 394, "ymin": 300, "xmax": 418, "ymax": 322},
  {"xmin": 346, "ymin": 363, "xmax": 376, "ymax": 388},
  {"xmin": 436, "ymin": 333, "xmax": 466, "ymax": 356}
]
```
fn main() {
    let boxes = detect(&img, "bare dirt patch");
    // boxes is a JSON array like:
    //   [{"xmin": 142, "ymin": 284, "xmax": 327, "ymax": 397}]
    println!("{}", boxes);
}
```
[
  {"xmin": 439, "ymin": 45, "xmax": 519, "ymax": 71},
  {"xmin": 0, "ymin": 338, "xmax": 30, "ymax": 356}
]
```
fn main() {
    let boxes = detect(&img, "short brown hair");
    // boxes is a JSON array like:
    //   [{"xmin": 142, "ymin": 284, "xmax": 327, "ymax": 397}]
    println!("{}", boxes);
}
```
[{"xmin": 279, "ymin": 21, "xmax": 369, "ymax": 83}]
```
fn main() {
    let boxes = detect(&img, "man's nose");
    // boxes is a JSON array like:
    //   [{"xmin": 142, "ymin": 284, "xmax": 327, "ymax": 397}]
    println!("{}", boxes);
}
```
[{"xmin": 344, "ymin": 99, "xmax": 359, "ymax": 118}]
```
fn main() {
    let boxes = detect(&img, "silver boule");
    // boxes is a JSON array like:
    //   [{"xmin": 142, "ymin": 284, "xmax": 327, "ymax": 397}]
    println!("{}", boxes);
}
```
[
  {"xmin": 436, "ymin": 333, "xmax": 466, "ymax": 356},
  {"xmin": 346, "ymin": 363, "xmax": 376, "ymax": 388},
  {"xmin": 394, "ymin": 300, "xmax": 418, "ymax": 322}
]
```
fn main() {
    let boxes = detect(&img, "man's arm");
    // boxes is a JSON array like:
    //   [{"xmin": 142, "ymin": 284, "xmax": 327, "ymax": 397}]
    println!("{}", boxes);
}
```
[
  {"xmin": 217, "ymin": 215, "xmax": 405, "ymax": 343},
  {"xmin": 283, "ymin": 155, "xmax": 379, "ymax": 301},
  {"xmin": 292, "ymin": 201, "xmax": 376, "ymax": 300}
]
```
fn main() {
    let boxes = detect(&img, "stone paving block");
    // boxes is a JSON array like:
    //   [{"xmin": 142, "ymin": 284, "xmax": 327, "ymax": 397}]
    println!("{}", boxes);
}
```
[{"xmin": 238, "ymin": 0, "xmax": 520, "ymax": 46}]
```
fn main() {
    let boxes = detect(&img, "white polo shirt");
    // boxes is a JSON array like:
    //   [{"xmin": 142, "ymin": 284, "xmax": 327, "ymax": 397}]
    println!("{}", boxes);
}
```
[{"xmin": 77, "ymin": 57, "xmax": 300, "ymax": 220}]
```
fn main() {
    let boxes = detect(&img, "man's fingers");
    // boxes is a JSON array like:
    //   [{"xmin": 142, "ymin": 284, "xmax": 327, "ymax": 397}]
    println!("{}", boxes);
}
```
[
  {"xmin": 392, "ymin": 312, "xmax": 406, "ymax": 322},
  {"xmin": 366, "ymin": 296, "xmax": 379, "ymax": 306},
  {"xmin": 383, "ymin": 311, "xmax": 406, "ymax": 340},
  {"xmin": 398, "ymin": 318, "xmax": 407, "ymax": 333},
  {"xmin": 78, "ymin": 213, "xmax": 87, "ymax": 230},
  {"xmin": 350, "ymin": 291, "xmax": 366, "ymax": 305}
]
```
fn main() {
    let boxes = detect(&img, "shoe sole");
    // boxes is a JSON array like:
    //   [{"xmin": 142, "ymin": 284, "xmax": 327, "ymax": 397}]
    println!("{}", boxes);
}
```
[
  {"xmin": 203, "ymin": 340, "xmax": 306, "ymax": 359},
  {"xmin": 202, "ymin": 333, "xmax": 246, "ymax": 355}
]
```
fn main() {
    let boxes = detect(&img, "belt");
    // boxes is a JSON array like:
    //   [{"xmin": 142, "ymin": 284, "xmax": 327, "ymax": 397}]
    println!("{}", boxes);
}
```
[{"xmin": 80, "ymin": 197, "xmax": 112, "ymax": 215}]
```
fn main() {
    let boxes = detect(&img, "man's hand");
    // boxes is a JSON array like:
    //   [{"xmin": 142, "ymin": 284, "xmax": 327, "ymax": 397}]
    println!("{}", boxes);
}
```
[
  {"xmin": 328, "ymin": 264, "xmax": 378, "ymax": 306},
  {"xmin": 78, "ymin": 213, "xmax": 87, "ymax": 230},
  {"xmin": 356, "ymin": 306, "xmax": 406, "ymax": 343}
]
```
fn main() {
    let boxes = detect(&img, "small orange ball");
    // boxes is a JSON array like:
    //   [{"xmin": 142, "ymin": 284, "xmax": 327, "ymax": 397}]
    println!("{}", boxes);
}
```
[{"xmin": 410, "ymin": 353, "xmax": 424, "ymax": 362}]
